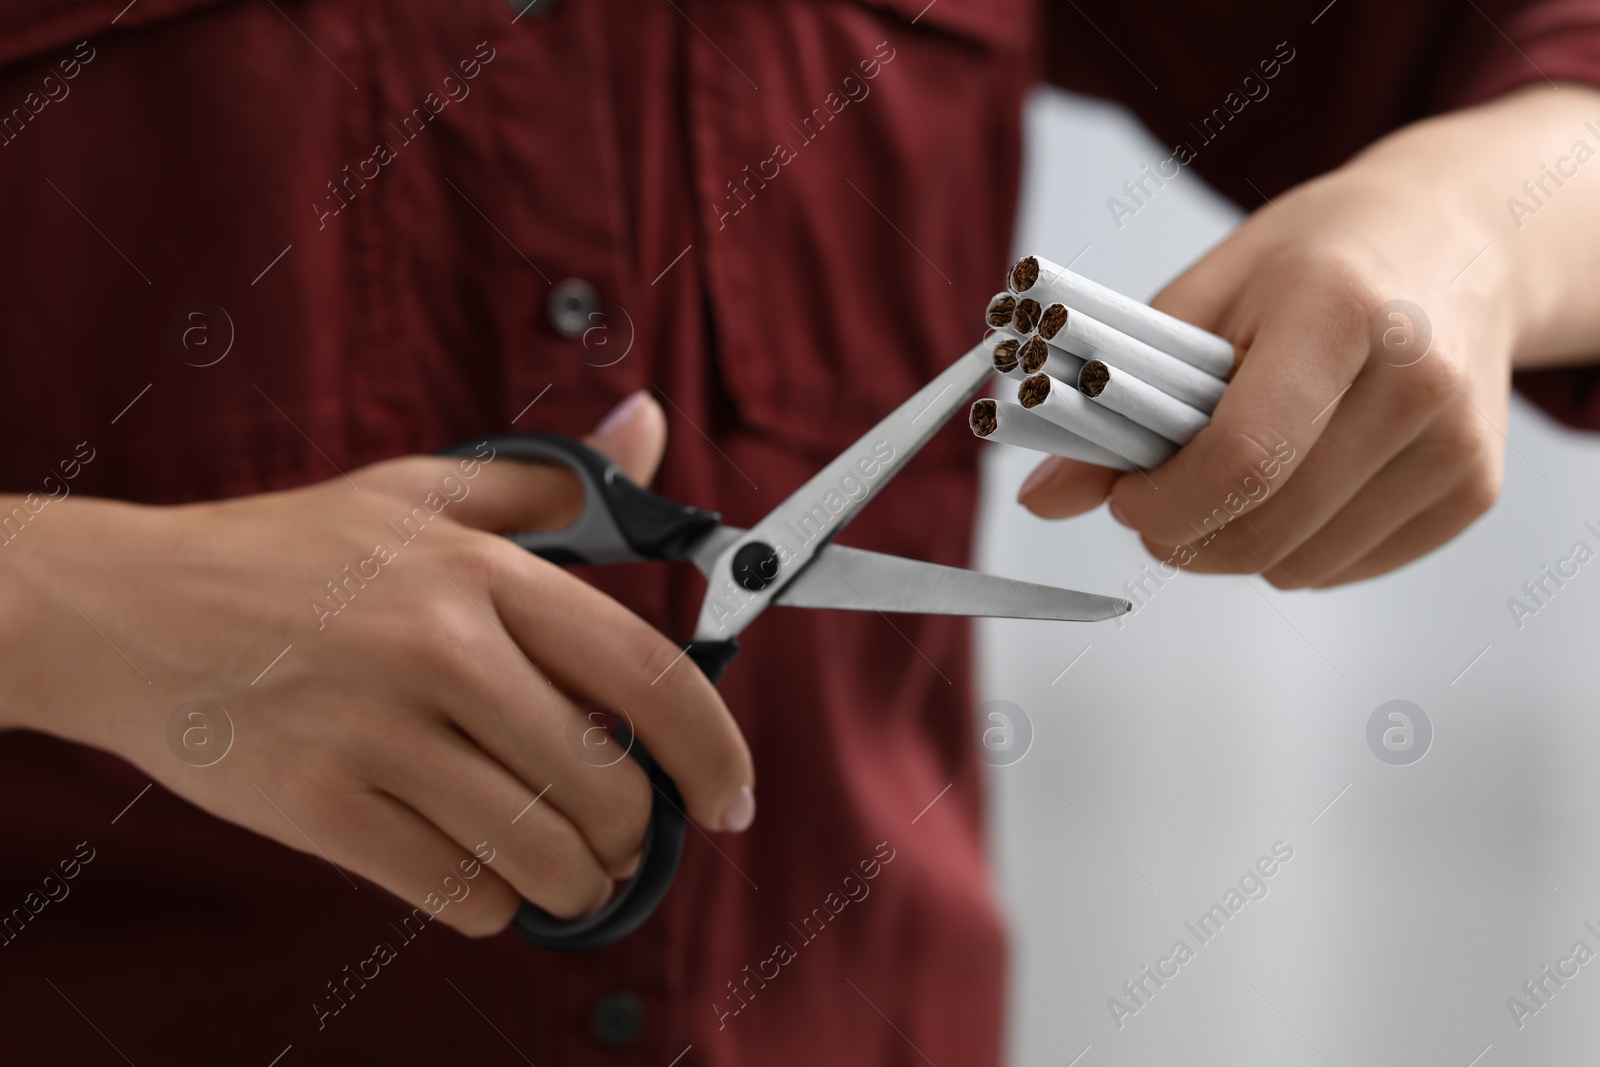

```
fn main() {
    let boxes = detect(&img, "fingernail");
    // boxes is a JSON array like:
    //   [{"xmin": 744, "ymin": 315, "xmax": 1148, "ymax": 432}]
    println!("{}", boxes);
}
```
[
  {"xmin": 595, "ymin": 390, "xmax": 649, "ymax": 437},
  {"xmin": 1108, "ymin": 499, "xmax": 1133, "ymax": 527},
  {"xmin": 586, "ymin": 881, "xmax": 617, "ymax": 917},
  {"xmin": 722, "ymin": 786, "xmax": 756, "ymax": 833},
  {"xmin": 1018, "ymin": 457, "xmax": 1067, "ymax": 500}
]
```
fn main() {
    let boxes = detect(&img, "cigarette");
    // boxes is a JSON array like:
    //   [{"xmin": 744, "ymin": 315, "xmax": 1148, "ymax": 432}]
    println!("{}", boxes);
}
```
[
  {"xmin": 969, "ymin": 399, "xmax": 1135, "ymax": 470},
  {"xmin": 1010, "ymin": 255, "xmax": 1241, "ymax": 379},
  {"xmin": 1011, "ymin": 297, "xmax": 1042, "ymax": 334},
  {"xmin": 973, "ymin": 327, "xmax": 1029, "ymax": 381},
  {"xmin": 1017, "ymin": 373, "xmax": 1177, "ymax": 470},
  {"xmin": 1019, "ymin": 334, "xmax": 1086, "ymax": 383},
  {"xmin": 1037, "ymin": 303, "xmax": 1225, "ymax": 413},
  {"xmin": 993, "ymin": 337, "xmax": 1026, "ymax": 380},
  {"xmin": 985, "ymin": 292, "xmax": 1017, "ymax": 328},
  {"xmin": 1078, "ymin": 360, "xmax": 1209, "ymax": 445},
  {"xmin": 956, "ymin": 332, "xmax": 1030, "ymax": 409}
]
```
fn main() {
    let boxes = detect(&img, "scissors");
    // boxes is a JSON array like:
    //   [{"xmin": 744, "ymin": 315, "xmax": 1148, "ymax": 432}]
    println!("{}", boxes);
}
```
[{"xmin": 440, "ymin": 341, "xmax": 1131, "ymax": 951}]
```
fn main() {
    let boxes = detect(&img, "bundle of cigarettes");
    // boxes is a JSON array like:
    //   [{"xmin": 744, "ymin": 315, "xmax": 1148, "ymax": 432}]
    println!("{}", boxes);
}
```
[{"xmin": 968, "ymin": 255, "xmax": 1243, "ymax": 471}]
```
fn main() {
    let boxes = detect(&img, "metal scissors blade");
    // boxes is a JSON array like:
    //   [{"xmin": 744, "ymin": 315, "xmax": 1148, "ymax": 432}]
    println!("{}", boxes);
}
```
[
  {"xmin": 773, "ymin": 542, "xmax": 1130, "ymax": 621},
  {"xmin": 692, "ymin": 341, "xmax": 994, "ymax": 641},
  {"xmin": 690, "ymin": 527, "xmax": 1128, "ymax": 622}
]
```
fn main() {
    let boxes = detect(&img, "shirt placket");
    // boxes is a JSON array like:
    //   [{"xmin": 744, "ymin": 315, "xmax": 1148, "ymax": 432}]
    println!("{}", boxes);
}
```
[{"xmin": 487, "ymin": 1, "xmax": 670, "ymax": 1062}]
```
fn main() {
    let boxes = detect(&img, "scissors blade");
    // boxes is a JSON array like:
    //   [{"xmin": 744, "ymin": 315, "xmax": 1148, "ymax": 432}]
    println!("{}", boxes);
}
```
[
  {"xmin": 692, "ymin": 341, "xmax": 995, "ymax": 641},
  {"xmin": 772, "ymin": 542, "xmax": 1131, "ymax": 622}
]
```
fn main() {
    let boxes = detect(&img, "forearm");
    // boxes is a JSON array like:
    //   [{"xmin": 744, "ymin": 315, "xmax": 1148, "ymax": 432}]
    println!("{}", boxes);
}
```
[
  {"xmin": 0, "ymin": 495, "xmax": 148, "ymax": 736},
  {"xmin": 1342, "ymin": 84, "xmax": 1600, "ymax": 369},
  {"xmin": 0, "ymin": 500, "xmax": 30, "ymax": 731}
]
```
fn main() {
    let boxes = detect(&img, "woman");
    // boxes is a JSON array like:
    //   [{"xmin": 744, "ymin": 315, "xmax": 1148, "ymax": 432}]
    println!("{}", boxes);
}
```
[{"xmin": 0, "ymin": 1, "xmax": 1596, "ymax": 1063}]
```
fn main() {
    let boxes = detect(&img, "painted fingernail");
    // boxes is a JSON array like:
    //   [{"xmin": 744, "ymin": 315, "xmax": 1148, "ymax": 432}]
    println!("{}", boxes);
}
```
[
  {"xmin": 722, "ymin": 786, "xmax": 756, "ymax": 833},
  {"xmin": 595, "ymin": 389, "xmax": 649, "ymax": 436},
  {"xmin": 1108, "ymin": 500, "xmax": 1133, "ymax": 527},
  {"xmin": 1018, "ymin": 457, "xmax": 1067, "ymax": 500}
]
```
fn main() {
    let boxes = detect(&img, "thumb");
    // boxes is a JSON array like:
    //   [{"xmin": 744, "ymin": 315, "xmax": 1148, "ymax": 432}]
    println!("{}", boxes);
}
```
[
  {"xmin": 583, "ymin": 390, "xmax": 668, "ymax": 487},
  {"xmin": 350, "ymin": 391, "xmax": 670, "ymax": 534}
]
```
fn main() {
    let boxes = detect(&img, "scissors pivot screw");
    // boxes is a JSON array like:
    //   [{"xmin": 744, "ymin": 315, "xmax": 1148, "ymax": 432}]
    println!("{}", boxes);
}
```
[{"xmin": 732, "ymin": 541, "xmax": 780, "ymax": 592}]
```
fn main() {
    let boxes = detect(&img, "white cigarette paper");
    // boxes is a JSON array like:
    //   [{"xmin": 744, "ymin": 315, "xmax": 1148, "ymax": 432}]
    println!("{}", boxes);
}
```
[
  {"xmin": 969, "ymin": 399, "xmax": 1135, "ymax": 470},
  {"xmin": 1017, "ymin": 373, "xmax": 1177, "ymax": 470},
  {"xmin": 1079, "ymin": 360, "xmax": 1210, "ymax": 446},
  {"xmin": 1037, "ymin": 303, "xmax": 1225, "ymax": 413},
  {"xmin": 1010, "ymin": 255, "xmax": 1239, "ymax": 380}
]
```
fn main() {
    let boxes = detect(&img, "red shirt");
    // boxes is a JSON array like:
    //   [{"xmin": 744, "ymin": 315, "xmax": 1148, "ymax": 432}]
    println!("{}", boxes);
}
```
[{"xmin": 0, "ymin": 2, "xmax": 1591, "ymax": 1065}]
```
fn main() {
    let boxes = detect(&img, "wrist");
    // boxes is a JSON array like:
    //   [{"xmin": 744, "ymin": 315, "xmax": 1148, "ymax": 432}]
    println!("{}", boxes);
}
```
[
  {"xmin": 1374, "ymin": 84, "xmax": 1600, "ymax": 369},
  {"xmin": 0, "ymin": 502, "xmax": 56, "ymax": 731},
  {"xmin": 0, "ymin": 496, "xmax": 157, "ymax": 735}
]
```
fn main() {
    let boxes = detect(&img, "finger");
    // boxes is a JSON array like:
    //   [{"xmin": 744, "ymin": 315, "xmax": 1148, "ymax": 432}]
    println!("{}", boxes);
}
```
[
  {"xmin": 368, "ymin": 719, "xmax": 617, "ymax": 918},
  {"xmin": 1017, "ymin": 456, "xmax": 1118, "ymax": 519},
  {"xmin": 1111, "ymin": 254, "xmax": 1371, "ymax": 548},
  {"xmin": 488, "ymin": 548, "xmax": 755, "ymax": 832},
  {"xmin": 1312, "ymin": 478, "xmax": 1499, "ymax": 587},
  {"xmin": 1167, "ymin": 358, "xmax": 1455, "ymax": 573},
  {"xmin": 410, "ymin": 590, "xmax": 654, "ymax": 876},
  {"xmin": 585, "ymin": 390, "xmax": 667, "ymax": 486},
  {"xmin": 354, "ymin": 390, "xmax": 669, "ymax": 534},
  {"xmin": 1262, "ymin": 416, "xmax": 1495, "ymax": 587},
  {"xmin": 318, "ymin": 789, "xmax": 522, "ymax": 938}
]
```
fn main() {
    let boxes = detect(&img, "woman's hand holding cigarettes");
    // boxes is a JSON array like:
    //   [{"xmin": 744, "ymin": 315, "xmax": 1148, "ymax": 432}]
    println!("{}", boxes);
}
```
[{"xmin": 1019, "ymin": 85, "xmax": 1600, "ymax": 588}]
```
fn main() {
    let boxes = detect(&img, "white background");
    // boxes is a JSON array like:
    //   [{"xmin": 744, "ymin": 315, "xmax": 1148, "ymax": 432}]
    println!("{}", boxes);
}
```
[{"xmin": 982, "ymin": 88, "xmax": 1600, "ymax": 1067}]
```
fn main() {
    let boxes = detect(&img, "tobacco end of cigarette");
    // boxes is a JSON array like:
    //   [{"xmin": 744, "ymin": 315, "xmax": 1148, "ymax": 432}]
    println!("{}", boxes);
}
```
[
  {"xmin": 1010, "ymin": 256, "xmax": 1040, "ymax": 293},
  {"xmin": 986, "ymin": 294, "xmax": 1017, "ymax": 328},
  {"xmin": 1017, "ymin": 374, "xmax": 1051, "ymax": 409},
  {"xmin": 993, "ymin": 338, "xmax": 1021, "ymax": 373},
  {"xmin": 1230, "ymin": 342, "xmax": 1246, "ymax": 378},
  {"xmin": 1012, "ymin": 298, "xmax": 1041, "ymax": 334},
  {"xmin": 1079, "ymin": 360, "xmax": 1109, "ymax": 398},
  {"xmin": 970, "ymin": 399, "xmax": 998, "ymax": 437},
  {"xmin": 1020, "ymin": 336, "xmax": 1050, "ymax": 374},
  {"xmin": 1038, "ymin": 303, "xmax": 1067, "ymax": 340}
]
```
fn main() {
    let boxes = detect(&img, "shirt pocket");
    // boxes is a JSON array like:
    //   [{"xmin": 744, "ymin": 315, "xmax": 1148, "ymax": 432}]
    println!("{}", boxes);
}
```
[{"xmin": 688, "ymin": 0, "xmax": 1034, "ymax": 459}]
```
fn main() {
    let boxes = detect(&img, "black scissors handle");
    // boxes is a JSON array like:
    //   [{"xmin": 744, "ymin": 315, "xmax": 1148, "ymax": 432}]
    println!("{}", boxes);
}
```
[
  {"xmin": 468, "ymin": 432, "xmax": 720, "ymax": 566},
  {"xmin": 437, "ymin": 434, "xmax": 737, "ymax": 951}
]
